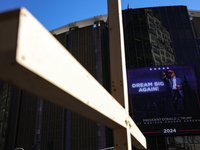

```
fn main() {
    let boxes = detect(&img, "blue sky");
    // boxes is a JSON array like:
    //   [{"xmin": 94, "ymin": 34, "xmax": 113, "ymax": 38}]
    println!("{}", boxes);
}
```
[{"xmin": 0, "ymin": 0, "xmax": 200, "ymax": 31}]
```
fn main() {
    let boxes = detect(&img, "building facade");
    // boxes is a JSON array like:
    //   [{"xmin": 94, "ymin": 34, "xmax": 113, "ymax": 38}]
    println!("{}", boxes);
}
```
[
  {"xmin": 53, "ymin": 19, "xmax": 113, "ymax": 150},
  {"xmin": 190, "ymin": 10, "xmax": 200, "ymax": 55},
  {"xmin": 122, "ymin": 6, "xmax": 200, "ymax": 150},
  {"xmin": 44, "ymin": 5, "xmax": 200, "ymax": 150}
]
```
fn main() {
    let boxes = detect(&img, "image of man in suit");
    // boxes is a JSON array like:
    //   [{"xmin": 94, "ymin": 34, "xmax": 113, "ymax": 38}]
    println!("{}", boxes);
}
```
[{"xmin": 162, "ymin": 70, "xmax": 185, "ymax": 113}]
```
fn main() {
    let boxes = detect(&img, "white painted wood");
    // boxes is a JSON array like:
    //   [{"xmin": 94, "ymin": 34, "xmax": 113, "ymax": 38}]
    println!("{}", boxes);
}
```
[
  {"xmin": 108, "ymin": 0, "xmax": 133, "ymax": 149},
  {"xmin": 129, "ymin": 116, "xmax": 147, "ymax": 149},
  {"xmin": 0, "ymin": 7, "xmax": 146, "ymax": 149}
]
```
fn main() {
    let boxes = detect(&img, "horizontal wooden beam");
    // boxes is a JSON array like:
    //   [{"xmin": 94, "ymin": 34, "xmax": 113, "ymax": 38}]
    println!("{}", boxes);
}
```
[{"xmin": 0, "ymin": 8, "xmax": 146, "ymax": 149}]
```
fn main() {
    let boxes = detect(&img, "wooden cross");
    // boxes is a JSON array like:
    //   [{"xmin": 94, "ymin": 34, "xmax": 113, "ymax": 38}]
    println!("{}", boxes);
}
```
[{"xmin": 0, "ymin": 1, "xmax": 146, "ymax": 149}]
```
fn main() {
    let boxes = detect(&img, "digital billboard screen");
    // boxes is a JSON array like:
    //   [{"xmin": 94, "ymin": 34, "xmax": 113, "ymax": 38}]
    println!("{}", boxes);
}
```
[{"xmin": 127, "ymin": 65, "xmax": 200, "ymax": 135}]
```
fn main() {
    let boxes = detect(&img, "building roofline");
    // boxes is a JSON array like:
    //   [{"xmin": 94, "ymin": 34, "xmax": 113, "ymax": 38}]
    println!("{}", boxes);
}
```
[
  {"xmin": 50, "ymin": 14, "xmax": 108, "ymax": 35},
  {"xmin": 188, "ymin": 9, "xmax": 200, "ymax": 12},
  {"xmin": 188, "ymin": 9, "xmax": 200, "ymax": 18},
  {"xmin": 124, "ymin": 5, "xmax": 187, "ymax": 11},
  {"xmin": 50, "ymin": 6, "xmax": 200, "ymax": 35}
]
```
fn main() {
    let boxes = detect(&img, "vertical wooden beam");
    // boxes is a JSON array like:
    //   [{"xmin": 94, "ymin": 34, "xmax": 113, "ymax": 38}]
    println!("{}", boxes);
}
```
[
  {"xmin": 108, "ymin": 0, "xmax": 128, "ymax": 108},
  {"xmin": 113, "ymin": 129, "xmax": 128, "ymax": 149},
  {"xmin": 107, "ymin": 0, "xmax": 131, "ymax": 149}
]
